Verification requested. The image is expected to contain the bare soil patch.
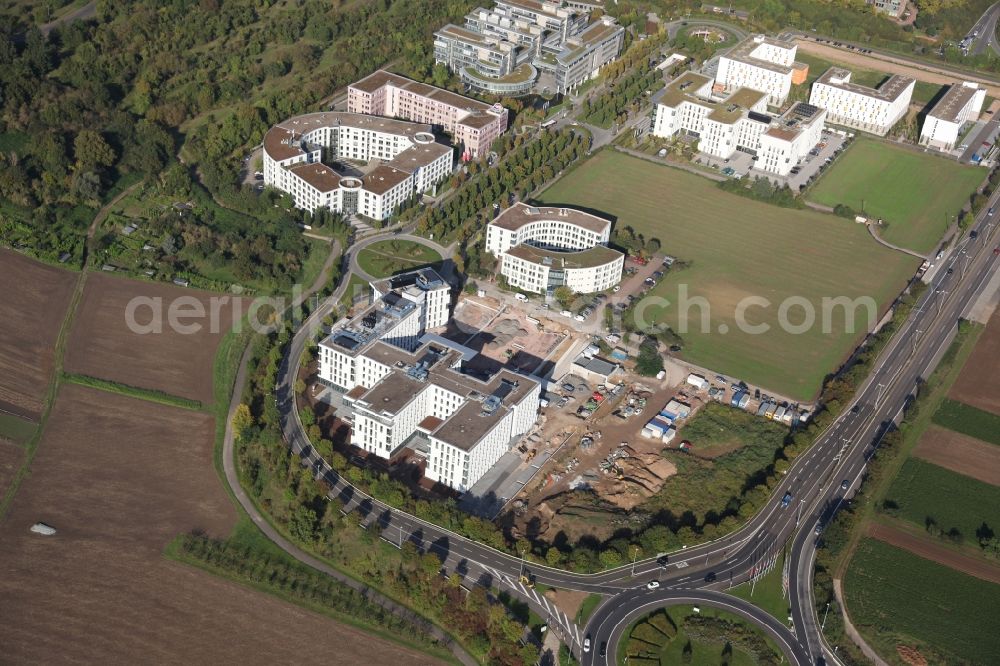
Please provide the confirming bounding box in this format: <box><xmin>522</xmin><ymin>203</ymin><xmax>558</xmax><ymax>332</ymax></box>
<box><xmin>0</xmin><ymin>249</ymin><xmax>77</xmax><ymax>420</ymax></box>
<box><xmin>867</xmin><ymin>522</ymin><xmax>1000</xmax><ymax>585</ymax></box>
<box><xmin>912</xmin><ymin>425</ymin><xmax>1000</xmax><ymax>486</ymax></box>
<box><xmin>949</xmin><ymin>308</ymin><xmax>1000</xmax><ymax>416</ymax></box>
<box><xmin>64</xmin><ymin>273</ymin><xmax>246</xmax><ymax>404</ymax></box>
<box><xmin>0</xmin><ymin>383</ymin><xmax>440</xmax><ymax>664</ymax></box>
<box><xmin>794</xmin><ymin>39</ymin><xmax>1000</xmax><ymax>98</ymax></box>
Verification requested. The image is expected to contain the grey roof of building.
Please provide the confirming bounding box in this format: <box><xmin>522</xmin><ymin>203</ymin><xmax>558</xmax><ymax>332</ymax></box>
<box><xmin>814</xmin><ymin>67</ymin><xmax>914</xmax><ymax>102</ymax></box>
<box><xmin>927</xmin><ymin>83</ymin><xmax>984</xmax><ymax>123</ymax></box>
<box><xmin>490</xmin><ymin>202</ymin><xmax>611</xmax><ymax>234</ymax></box>
<box><xmin>353</xmin><ymin>342</ymin><xmax>538</xmax><ymax>451</ymax></box>
<box><xmin>504</xmin><ymin>243</ymin><xmax>623</xmax><ymax>270</ymax></box>
<box><xmin>573</xmin><ymin>355</ymin><xmax>619</xmax><ymax>377</ymax></box>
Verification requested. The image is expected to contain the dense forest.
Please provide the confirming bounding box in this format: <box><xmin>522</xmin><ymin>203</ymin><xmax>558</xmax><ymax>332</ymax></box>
<box><xmin>0</xmin><ymin>0</ymin><xmax>478</xmax><ymax>274</ymax></box>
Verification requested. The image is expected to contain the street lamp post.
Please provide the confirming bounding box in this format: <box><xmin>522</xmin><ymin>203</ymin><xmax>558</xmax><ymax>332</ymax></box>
<box><xmin>631</xmin><ymin>546</ymin><xmax>639</xmax><ymax>577</ymax></box>
<box><xmin>937</xmin><ymin>289</ymin><xmax>949</xmax><ymax>315</ymax></box>
<box><xmin>822</xmin><ymin>602</ymin><xmax>830</xmax><ymax>630</ymax></box>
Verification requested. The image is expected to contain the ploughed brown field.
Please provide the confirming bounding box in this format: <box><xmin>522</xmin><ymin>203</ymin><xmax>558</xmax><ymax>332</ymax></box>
<box><xmin>64</xmin><ymin>273</ymin><xmax>247</xmax><ymax>404</ymax></box>
<box><xmin>949</xmin><ymin>308</ymin><xmax>1000</xmax><ymax>416</ymax></box>
<box><xmin>0</xmin><ymin>384</ymin><xmax>442</xmax><ymax>664</ymax></box>
<box><xmin>867</xmin><ymin>522</ymin><xmax>1000</xmax><ymax>585</ymax></box>
<box><xmin>0</xmin><ymin>249</ymin><xmax>77</xmax><ymax>419</ymax></box>
<box><xmin>912</xmin><ymin>425</ymin><xmax>1000</xmax><ymax>487</ymax></box>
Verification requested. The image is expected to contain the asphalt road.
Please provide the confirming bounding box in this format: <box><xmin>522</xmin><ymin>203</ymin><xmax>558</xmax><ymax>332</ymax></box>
<box><xmin>967</xmin><ymin>2</ymin><xmax>1000</xmax><ymax>57</ymax></box>
<box><xmin>257</xmin><ymin>67</ymin><xmax>1000</xmax><ymax>665</ymax></box>
<box><xmin>583</xmin><ymin>589</ymin><xmax>810</xmax><ymax>666</ymax></box>
<box><xmin>265</xmin><ymin>198</ymin><xmax>999</xmax><ymax>665</ymax></box>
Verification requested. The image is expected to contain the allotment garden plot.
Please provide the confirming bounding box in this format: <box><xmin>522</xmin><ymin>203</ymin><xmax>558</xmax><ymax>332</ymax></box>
<box><xmin>808</xmin><ymin>138</ymin><xmax>983</xmax><ymax>255</ymax></box>
<box><xmin>538</xmin><ymin>150</ymin><xmax>917</xmax><ymax>401</ymax></box>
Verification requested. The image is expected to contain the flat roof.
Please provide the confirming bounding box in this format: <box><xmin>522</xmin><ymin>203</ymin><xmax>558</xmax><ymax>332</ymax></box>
<box><xmin>814</xmin><ymin>67</ymin><xmax>914</xmax><ymax>102</ymax></box>
<box><xmin>505</xmin><ymin>243</ymin><xmax>623</xmax><ymax>269</ymax></box>
<box><xmin>436</xmin><ymin>23</ymin><xmax>495</xmax><ymax>47</ymax></box>
<box><xmin>497</xmin><ymin>0</ymin><xmax>564</xmax><ymax>19</ymax></box>
<box><xmin>362</xmin><ymin>165</ymin><xmax>412</xmax><ymax>195</ymax></box>
<box><xmin>288</xmin><ymin>162</ymin><xmax>341</xmax><ymax>192</ymax></box>
<box><xmin>351</xmin><ymin>340</ymin><xmax>539</xmax><ymax>451</ymax></box>
<box><xmin>358</xmin><ymin>372</ymin><xmax>426</xmax><ymax>415</ymax></box>
<box><xmin>351</xmin><ymin>69</ymin><xmax>497</xmax><ymax>115</ymax></box>
<box><xmin>263</xmin><ymin>112</ymin><xmax>433</xmax><ymax>162</ymax></box>
<box><xmin>658</xmin><ymin>71</ymin><xmax>714</xmax><ymax>108</ymax></box>
<box><xmin>707</xmin><ymin>88</ymin><xmax>767</xmax><ymax>124</ymax></box>
<box><xmin>928</xmin><ymin>82</ymin><xmax>984</xmax><ymax>123</ymax></box>
<box><xmin>721</xmin><ymin>35</ymin><xmax>797</xmax><ymax>76</ymax></box>
<box><xmin>388</xmin><ymin>141</ymin><xmax>453</xmax><ymax>171</ymax></box>
<box><xmin>490</xmin><ymin>202</ymin><xmax>611</xmax><ymax>234</ymax></box>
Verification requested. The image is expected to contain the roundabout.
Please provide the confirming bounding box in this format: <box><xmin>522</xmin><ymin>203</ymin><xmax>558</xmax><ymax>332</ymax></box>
<box><xmin>582</xmin><ymin>589</ymin><xmax>808</xmax><ymax>666</ymax></box>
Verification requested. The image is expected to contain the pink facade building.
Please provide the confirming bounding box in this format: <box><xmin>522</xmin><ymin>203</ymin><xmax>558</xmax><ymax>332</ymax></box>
<box><xmin>348</xmin><ymin>70</ymin><xmax>508</xmax><ymax>159</ymax></box>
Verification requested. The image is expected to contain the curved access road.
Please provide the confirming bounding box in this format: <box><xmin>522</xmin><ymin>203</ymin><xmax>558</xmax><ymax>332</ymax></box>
<box><xmin>264</xmin><ymin>193</ymin><xmax>1000</xmax><ymax>663</ymax></box>
<box><xmin>583</xmin><ymin>589</ymin><xmax>809</xmax><ymax>666</ymax></box>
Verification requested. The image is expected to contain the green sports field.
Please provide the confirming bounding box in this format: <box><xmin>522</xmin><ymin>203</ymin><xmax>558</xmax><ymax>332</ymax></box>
<box><xmin>844</xmin><ymin>537</ymin><xmax>1000</xmax><ymax>665</ymax></box>
<box><xmin>538</xmin><ymin>150</ymin><xmax>918</xmax><ymax>400</ymax></box>
<box><xmin>809</xmin><ymin>138</ymin><xmax>983</xmax><ymax>254</ymax></box>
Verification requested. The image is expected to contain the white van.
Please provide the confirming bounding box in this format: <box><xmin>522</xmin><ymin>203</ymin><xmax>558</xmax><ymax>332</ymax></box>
<box><xmin>514</xmin><ymin>293</ymin><xmax>527</xmax><ymax>302</ymax></box>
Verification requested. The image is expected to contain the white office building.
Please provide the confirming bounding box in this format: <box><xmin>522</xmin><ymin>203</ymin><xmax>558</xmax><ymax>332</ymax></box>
<box><xmin>486</xmin><ymin>203</ymin><xmax>624</xmax><ymax>294</ymax></box>
<box><xmin>919</xmin><ymin>81</ymin><xmax>986</xmax><ymax>152</ymax></box>
<box><xmin>434</xmin><ymin>0</ymin><xmax>624</xmax><ymax>94</ymax></box>
<box><xmin>262</xmin><ymin>112</ymin><xmax>453</xmax><ymax>219</ymax></box>
<box><xmin>715</xmin><ymin>35</ymin><xmax>807</xmax><ymax>107</ymax></box>
<box><xmin>652</xmin><ymin>72</ymin><xmax>825</xmax><ymax>173</ymax></box>
<box><xmin>809</xmin><ymin>67</ymin><xmax>914</xmax><ymax>136</ymax></box>
<box><xmin>756</xmin><ymin>103</ymin><xmax>828</xmax><ymax>176</ymax></box>
<box><xmin>318</xmin><ymin>268</ymin><xmax>540</xmax><ymax>493</ymax></box>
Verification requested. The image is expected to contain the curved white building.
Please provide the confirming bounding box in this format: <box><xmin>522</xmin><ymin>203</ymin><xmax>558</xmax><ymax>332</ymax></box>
<box><xmin>486</xmin><ymin>203</ymin><xmax>623</xmax><ymax>294</ymax></box>
<box><xmin>263</xmin><ymin>112</ymin><xmax>453</xmax><ymax>220</ymax></box>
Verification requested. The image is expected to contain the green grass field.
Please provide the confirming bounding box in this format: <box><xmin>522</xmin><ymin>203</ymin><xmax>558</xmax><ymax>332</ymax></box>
<box><xmin>932</xmin><ymin>398</ymin><xmax>1000</xmax><ymax>446</ymax></box>
<box><xmin>356</xmin><ymin>239</ymin><xmax>442</xmax><ymax>278</ymax></box>
<box><xmin>538</xmin><ymin>150</ymin><xmax>918</xmax><ymax>400</ymax></box>
<box><xmin>0</xmin><ymin>413</ymin><xmax>37</xmax><ymax>443</ymax></box>
<box><xmin>809</xmin><ymin>138</ymin><xmax>983</xmax><ymax>254</ymax></box>
<box><xmin>844</xmin><ymin>537</ymin><xmax>1000</xmax><ymax>665</ymax></box>
<box><xmin>727</xmin><ymin>551</ymin><xmax>789</xmax><ymax>623</ymax></box>
<box><xmin>883</xmin><ymin>457</ymin><xmax>1000</xmax><ymax>545</ymax></box>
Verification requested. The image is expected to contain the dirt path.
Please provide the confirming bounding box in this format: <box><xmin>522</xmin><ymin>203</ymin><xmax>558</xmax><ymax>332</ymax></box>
<box><xmin>868</xmin><ymin>223</ymin><xmax>929</xmax><ymax>260</ymax></box>
<box><xmin>867</xmin><ymin>522</ymin><xmax>1000</xmax><ymax>585</ymax></box>
<box><xmin>795</xmin><ymin>40</ymin><xmax>1000</xmax><ymax>99</ymax></box>
<box><xmin>912</xmin><ymin>425</ymin><xmax>1000</xmax><ymax>486</ymax></box>
<box><xmin>84</xmin><ymin>181</ymin><xmax>142</xmax><ymax>267</ymax></box>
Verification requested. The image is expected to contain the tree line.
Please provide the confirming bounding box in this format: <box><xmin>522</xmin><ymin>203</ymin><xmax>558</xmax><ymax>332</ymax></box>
<box><xmin>416</xmin><ymin>128</ymin><xmax>589</xmax><ymax>244</ymax></box>
<box><xmin>233</xmin><ymin>316</ymin><xmax>539</xmax><ymax>665</ymax></box>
